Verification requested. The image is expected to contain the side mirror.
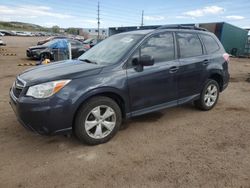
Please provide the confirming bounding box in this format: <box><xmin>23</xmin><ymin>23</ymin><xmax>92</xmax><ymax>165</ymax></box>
<box><xmin>132</xmin><ymin>55</ymin><xmax>154</xmax><ymax>72</ymax></box>
<box><xmin>139</xmin><ymin>55</ymin><xmax>154</xmax><ymax>66</ymax></box>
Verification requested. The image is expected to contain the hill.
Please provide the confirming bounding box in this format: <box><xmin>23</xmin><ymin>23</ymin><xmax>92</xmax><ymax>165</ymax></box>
<box><xmin>0</xmin><ymin>21</ymin><xmax>49</xmax><ymax>32</ymax></box>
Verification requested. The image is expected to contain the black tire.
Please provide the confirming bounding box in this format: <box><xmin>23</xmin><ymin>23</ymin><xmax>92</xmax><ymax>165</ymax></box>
<box><xmin>194</xmin><ymin>79</ymin><xmax>220</xmax><ymax>111</ymax></box>
<box><xmin>74</xmin><ymin>96</ymin><xmax>122</xmax><ymax>145</ymax></box>
<box><xmin>40</xmin><ymin>53</ymin><xmax>50</xmax><ymax>61</ymax></box>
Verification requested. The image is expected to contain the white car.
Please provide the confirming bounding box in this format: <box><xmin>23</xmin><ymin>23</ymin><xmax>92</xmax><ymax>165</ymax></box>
<box><xmin>15</xmin><ymin>31</ymin><xmax>28</xmax><ymax>36</ymax></box>
<box><xmin>0</xmin><ymin>38</ymin><xmax>6</xmax><ymax>46</ymax></box>
<box><xmin>0</xmin><ymin>32</ymin><xmax>5</xmax><ymax>36</ymax></box>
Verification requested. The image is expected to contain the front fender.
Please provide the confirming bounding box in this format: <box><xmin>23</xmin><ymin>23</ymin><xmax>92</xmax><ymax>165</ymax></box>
<box><xmin>72</xmin><ymin>86</ymin><xmax>129</xmax><ymax>119</ymax></box>
<box><xmin>68</xmin><ymin>67</ymin><xmax>129</xmax><ymax>121</ymax></box>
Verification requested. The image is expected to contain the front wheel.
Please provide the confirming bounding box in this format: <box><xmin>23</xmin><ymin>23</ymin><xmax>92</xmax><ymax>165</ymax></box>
<box><xmin>40</xmin><ymin>53</ymin><xmax>51</xmax><ymax>61</ymax></box>
<box><xmin>74</xmin><ymin>96</ymin><xmax>122</xmax><ymax>145</ymax></box>
<box><xmin>194</xmin><ymin>79</ymin><xmax>220</xmax><ymax>111</ymax></box>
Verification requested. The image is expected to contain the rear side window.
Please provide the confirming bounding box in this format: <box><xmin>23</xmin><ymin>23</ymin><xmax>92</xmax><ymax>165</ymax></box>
<box><xmin>200</xmin><ymin>34</ymin><xmax>220</xmax><ymax>54</ymax></box>
<box><xmin>177</xmin><ymin>33</ymin><xmax>203</xmax><ymax>58</ymax></box>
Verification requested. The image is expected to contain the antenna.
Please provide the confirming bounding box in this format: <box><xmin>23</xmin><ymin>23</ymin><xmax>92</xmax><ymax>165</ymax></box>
<box><xmin>97</xmin><ymin>1</ymin><xmax>100</xmax><ymax>39</ymax></box>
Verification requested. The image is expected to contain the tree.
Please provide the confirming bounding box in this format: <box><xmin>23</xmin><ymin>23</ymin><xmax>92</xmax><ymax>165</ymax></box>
<box><xmin>67</xmin><ymin>28</ymin><xmax>78</xmax><ymax>35</ymax></box>
<box><xmin>51</xmin><ymin>25</ymin><xmax>60</xmax><ymax>33</ymax></box>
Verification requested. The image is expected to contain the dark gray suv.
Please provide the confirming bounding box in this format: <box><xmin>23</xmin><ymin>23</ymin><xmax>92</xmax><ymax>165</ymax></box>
<box><xmin>10</xmin><ymin>25</ymin><xmax>230</xmax><ymax>145</ymax></box>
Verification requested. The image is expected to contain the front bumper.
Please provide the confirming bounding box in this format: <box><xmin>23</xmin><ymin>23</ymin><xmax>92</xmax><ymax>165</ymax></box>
<box><xmin>9</xmin><ymin>88</ymin><xmax>73</xmax><ymax>135</ymax></box>
<box><xmin>26</xmin><ymin>50</ymin><xmax>40</xmax><ymax>59</ymax></box>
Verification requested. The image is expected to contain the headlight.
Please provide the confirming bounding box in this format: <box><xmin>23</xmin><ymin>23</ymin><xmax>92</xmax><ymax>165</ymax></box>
<box><xmin>26</xmin><ymin>80</ymin><xmax>71</xmax><ymax>99</ymax></box>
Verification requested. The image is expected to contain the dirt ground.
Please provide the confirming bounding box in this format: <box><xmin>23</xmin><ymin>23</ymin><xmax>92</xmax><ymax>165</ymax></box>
<box><xmin>0</xmin><ymin>36</ymin><xmax>250</xmax><ymax>188</ymax></box>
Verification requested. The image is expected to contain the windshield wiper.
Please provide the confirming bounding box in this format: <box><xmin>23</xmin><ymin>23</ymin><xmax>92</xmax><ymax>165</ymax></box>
<box><xmin>79</xmin><ymin>59</ymin><xmax>97</xmax><ymax>64</ymax></box>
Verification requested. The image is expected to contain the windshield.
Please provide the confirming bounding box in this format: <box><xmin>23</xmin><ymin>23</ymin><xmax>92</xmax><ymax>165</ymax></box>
<box><xmin>78</xmin><ymin>34</ymin><xmax>144</xmax><ymax>65</ymax></box>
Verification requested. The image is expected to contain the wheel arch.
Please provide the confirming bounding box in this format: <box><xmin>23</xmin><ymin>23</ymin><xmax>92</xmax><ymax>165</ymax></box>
<box><xmin>40</xmin><ymin>51</ymin><xmax>52</xmax><ymax>60</ymax></box>
<box><xmin>208</xmin><ymin>72</ymin><xmax>223</xmax><ymax>91</ymax></box>
<box><xmin>72</xmin><ymin>87</ymin><xmax>128</xmax><ymax>129</ymax></box>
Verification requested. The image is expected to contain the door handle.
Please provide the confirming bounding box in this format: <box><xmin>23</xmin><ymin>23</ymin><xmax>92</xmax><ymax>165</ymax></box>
<box><xmin>202</xmin><ymin>59</ymin><xmax>209</xmax><ymax>65</ymax></box>
<box><xmin>169</xmin><ymin>66</ymin><xmax>179</xmax><ymax>73</ymax></box>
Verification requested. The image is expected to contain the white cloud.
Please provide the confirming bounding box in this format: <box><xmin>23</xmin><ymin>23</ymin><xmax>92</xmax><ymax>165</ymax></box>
<box><xmin>144</xmin><ymin>16</ymin><xmax>165</xmax><ymax>21</ymax></box>
<box><xmin>72</xmin><ymin>18</ymin><xmax>96</xmax><ymax>25</ymax></box>
<box><xmin>1</xmin><ymin>16</ymin><xmax>11</xmax><ymax>21</ymax></box>
<box><xmin>0</xmin><ymin>5</ymin><xmax>73</xmax><ymax>20</ymax></box>
<box><xmin>85</xmin><ymin>19</ymin><xmax>97</xmax><ymax>24</ymax></box>
<box><xmin>183</xmin><ymin>6</ymin><xmax>224</xmax><ymax>18</ymax></box>
<box><xmin>175</xmin><ymin>15</ymin><xmax>190</xmax><ymax>19</ymax></box>
<box><xmin>225</xmin><ymin>15</ymin><xmax>245</xmax><ymax>20</ymax></box>
<box><xmin>0</xmin><ymin>5</ymin><xmax>16</xmax><ymax>14</ymax></box>
<box><xmin>72</xmin><ymin>19</ymin><xmax>97</xmax><ymax>27</ymax></box>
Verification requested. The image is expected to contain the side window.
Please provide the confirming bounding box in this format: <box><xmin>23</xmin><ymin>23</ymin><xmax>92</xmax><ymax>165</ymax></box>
<box><xmin>200</xmin><ymin>34</ymin><xmax>220</xmax><ymax>54</ymax></box>
<box><xmin>177</xmin><ymin>33</ymin><xmax>203</xmax><ymax>58</ymax></box>
<box><xmin>130</xmin><ymin>32</ymin><xmax>175</xmax><ymax>65</ymax></box>
<box><xmin>69</xmin><ymin>40</ymin><xmax>76</xmax><ymax>46</ymax></box>
<box><xmin>70</xmin><ymin>40</ymin><xmax>81</xmax><ymax>46</ymax></box>
<box><xmin>75</xmin><ymin>40</ymin><xmax>83</xmax><ymax>46</ymax></box>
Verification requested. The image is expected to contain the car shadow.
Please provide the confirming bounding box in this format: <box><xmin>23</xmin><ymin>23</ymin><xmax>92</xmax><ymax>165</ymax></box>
<box><xmin>120</xmin><ymin>103</ymin><xmax>197</xmax><ymax>130</ymax></box>
<box><xmin>121</xmin><ymin>111</ymin><xmax>164</xmax><ymax>130</ymax></box>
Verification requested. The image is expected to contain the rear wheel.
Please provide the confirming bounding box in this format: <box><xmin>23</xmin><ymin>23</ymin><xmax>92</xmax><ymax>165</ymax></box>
<box><xmin>74</xmin><ymin>96</ymin><xmax>122</xmax><ymax>145</ymax></box>
<box><xmin>194</xmin><ymin>79</ymin><xmax>219</xmax><ymax>111</ymax></box>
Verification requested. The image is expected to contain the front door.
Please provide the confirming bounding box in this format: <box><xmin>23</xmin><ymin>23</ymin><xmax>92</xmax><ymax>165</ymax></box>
<box><xmin>126</xmin><ymin>32</ymin><xmax>179</xmax><ymax>115</ymax></box>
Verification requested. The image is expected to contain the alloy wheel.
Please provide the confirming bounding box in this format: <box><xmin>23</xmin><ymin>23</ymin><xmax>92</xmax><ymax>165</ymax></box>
<box><xmin>85</xmin><ymin>105</ymin><xmax>116</xmax><ymax>139</ymax></box>
<box><xmin>204</xmin><ymin>84</ymin><xmax>218</xmax><ymax>107</ymax></box>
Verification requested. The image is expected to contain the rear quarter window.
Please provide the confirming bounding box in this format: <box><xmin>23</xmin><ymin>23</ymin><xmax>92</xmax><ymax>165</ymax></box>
<box><xmin>200</xmin><ymin>34</ymin><xmax>220</xmax><ymax>54</ymax></box>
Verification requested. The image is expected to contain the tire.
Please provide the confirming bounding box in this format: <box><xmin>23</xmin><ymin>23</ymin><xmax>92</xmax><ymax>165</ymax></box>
<box><xmin>194</xmin><ymin>79</ymin><xmax>220</xmax><ymax>111</ymax></box>
<box><xmin>74</xmin><ymin>96</ymin><xmax>122</xmax><ymax>145</ymax></box>
<box><xmin>40</xmin><ymin>53</ymin><xmax>50</xmax><ymax>61</ymax></box>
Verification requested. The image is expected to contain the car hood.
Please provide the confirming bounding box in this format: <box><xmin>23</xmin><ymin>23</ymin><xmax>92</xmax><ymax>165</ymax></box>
<box><xmin>28</xmin><ymin>45</ymin><xmax>48</xmax><ymax>51</ymax></box>
<box><xmin>19</xmin><ymin>59</ymin><xmax>104</xmax><ymax>86</ymax></box>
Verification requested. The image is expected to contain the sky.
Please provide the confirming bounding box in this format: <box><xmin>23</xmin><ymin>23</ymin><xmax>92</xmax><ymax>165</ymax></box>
<box><xmin>0</xmin><ymin>0</ymin><xmax>250</xmax><ymax>29</ymax></box>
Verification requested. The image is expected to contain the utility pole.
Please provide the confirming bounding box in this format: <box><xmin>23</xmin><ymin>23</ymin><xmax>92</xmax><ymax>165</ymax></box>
<box><xmin>141</xmin><ymin>10</ymin><xmax>144</xmax><ymax>26</ymax></box>
<box><xmin>97</xmin><ymin>1</ymin><xmax>100</xmax><ymax>39</ymax></box>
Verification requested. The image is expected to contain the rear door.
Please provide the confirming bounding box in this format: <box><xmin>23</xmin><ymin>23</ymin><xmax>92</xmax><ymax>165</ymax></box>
<box><xmin>126</xmin><ymin>32</ymin><xmax>179</xmax><ymax>114</ymax></box>
<box><xmin>176</xmin><ymin>32</ymin><xmax>208</xmax><ymax>101</ymax></box>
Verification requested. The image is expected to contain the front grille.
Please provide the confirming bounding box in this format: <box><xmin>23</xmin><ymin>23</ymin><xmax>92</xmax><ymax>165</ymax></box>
<box><xmin>12</xmin><ymin>77</ymin><xmax>26</xmax><ymax>99</ymax></box>
<box><xmin>12</xmin><ymin>87</ymin><xmax>22</xmax><ymax>98</ymax></box>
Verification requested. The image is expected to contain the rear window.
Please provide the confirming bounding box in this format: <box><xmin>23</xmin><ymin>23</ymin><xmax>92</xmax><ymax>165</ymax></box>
<box><xmin>200</xmin><ymin>34</ymin><xmax>220</xmax><ymax>54</ymax></box>
<box><xmin>177</xmin><ymin>33</ymin><xmax>203</xmax><ymax>58</ymax></box>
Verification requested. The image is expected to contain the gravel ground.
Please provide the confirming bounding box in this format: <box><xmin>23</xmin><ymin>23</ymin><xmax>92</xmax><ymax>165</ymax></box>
<box><xmin>0</xmin><ymin>36</ymin><xmax>250</xmax><ymax>188</ymax></box>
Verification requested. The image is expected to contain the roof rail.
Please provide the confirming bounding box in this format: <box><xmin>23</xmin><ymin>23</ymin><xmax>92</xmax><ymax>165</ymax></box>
<box><xmin>156</xmin><ymin>24</ymin><xmax>208</xmax><ymax>31</ymax></box>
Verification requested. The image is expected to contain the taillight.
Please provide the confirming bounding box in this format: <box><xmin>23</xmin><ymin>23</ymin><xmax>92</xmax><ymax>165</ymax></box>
<box><xmin>223</xmin><ymin>53</ymin><xmax>230</xmax><ymax>62</ymax></box>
